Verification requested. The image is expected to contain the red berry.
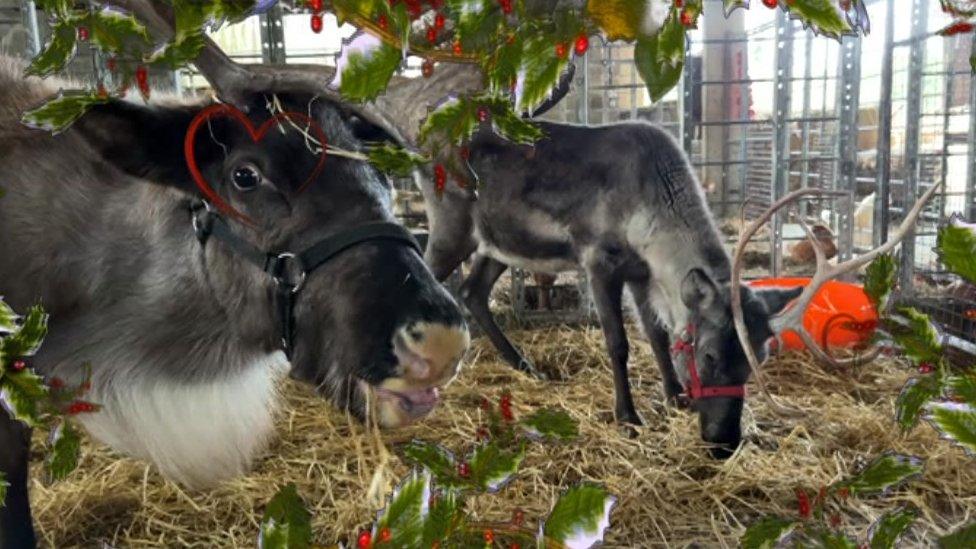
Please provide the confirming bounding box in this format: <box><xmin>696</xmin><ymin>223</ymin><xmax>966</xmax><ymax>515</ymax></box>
<box><xmin>11</xmin><ymin>359</ymin><xmax>27</xmax><ymax>372</ymax></box>
<box><xmin>680</xmin><ymin>9</ymin><xmax>694</xmax><ymax>27</ymax></box>
<box><xmin>434</xmin><ymin>13</ymin><xmax>445</xmax><ymax>30</ymax></box>
<box><xmin>574</xmin><ymin>34</ymin><xmax>589</xmax><ymax>55</ymax></box>
<box><xmin>510</xmin><ymin>544</ymin><xmax>521</xmax><ymax>549</ymax></box>
<box><xmin>554</xmin><ymin>42</ymin><xmax>567</xmax><ymax>59</ymax></box>
<box><xmin>135</xmin><ymin>66</ymin><xmax>149</xmax><ymax>93</ymax></box>
<box><xmin>837</xmin><ymin>487</ymin><xmax>850</xmax><ymax>500</ymax></box>
<box><xmin>377</xmin><ymin>14</ymin><xmax>389</xmax><ymax>30</ymax></box>
<box><xmin>459</xmin><ymin>146</ymin><xmax>470</xmax><ymax>160</ymax></box>
<box><xmin>918</xmin><ymin>362</ymin><xmax>935</xmax><ymax>374</ymax></box>
<box><xmin>476</xmin><ymin>426</ymin><xmax>490</xmax><ymax>440</ymax></box>
<box><xmin>421</xmin><ymin>59</ymin><xmax>434</xmax><ymax>77</ymax></box>
<box><xmin>452</xmin><ymin>40</ymin><xmax>462</xmax><ymax>55</ymax></box>
<box><xmin>839</xmin><ymin>0</ymin><xmax>851</xmax><ymax>10</ymax></box>
<box><xmin>310</xmin><ymin>0</ymin><xmax>323</xmax><ymax>11</ymax></box>
<box><xmin>78</xmin><ymin>27</ymin><xmax>89</xmax><ymax>41</ymax></box>
<box><xmin>830</xmin><ymin>513</ymin><xmax>842</xmax><ymax>527</ymax></box>
<box><xmin>512</xmin><ymin>508</ymin><xmax>525</xmax><ymax>526</ymax></box>
<box><xmin>379</xmin><ymin>527</ymin><xmax>391</xmax><ymax>542</ymax></box>
<box><xmin>674</xmin><ymin>0</ymin><xmax>683</xmax><ymax>7</ymax></box>
<box><xmin>426</xmin><ymin>27</ymin><xmax>437</xmax><ymax>44</ymax></box>
<box><xmin>795</xmin><ymin>488</ymin><xmax>811</xmax><ymax>519</ymax></box>
<box><xmin>762</xmin><ymin>0</ymin><xmax>778</xmax><ymax>7</ymax></box>
<box><xmin>434</xmin><ymin>164</ymin><xmax>447</xmax><ymax>192</ymax></box>
<box><xmin>458</xmin><ymin>461</ymin><xmax>470</xmax><ymax>478</ymax></box>
<box><xmin>49</xmin><ymin>377</ymin><xmax>65</xmax><ymax>389</ymax></box>
<box><xmin>357</xmin><ymin>530</ymin><xmax>372</xmax><ymax>549</ymax></box>
<box><xmin>311</xmin><ymin>14</ymin><xmax>323</xmax><ymax>33</ymax></box>
<box><xmin>483</xmin><ymin>529</ymin><xmax>494</xmax><ymax>543</ymax></box>
<box><xmin>480</xmin><ymin>396</ymin><xmax>492</xmax><ymax>411</ymax></box>
<box><xmin>501</xmin><ymin>406</ymin><xmax>514</xmax><ymax>421</ymax></box>
<box><xmin>940</xmin><ymin>21</ymin><xmax>976</xmax><ymax>36</ymax></box>
<box><xmin>965</xmin><ymin>309</ymin><xmax>976</xmax><ymax>320</ymax></box>
<box><xmin>500</xmin><ymin>0</ymin><xmax>512</xmax><ymax>14</ymax></box>
<box><xmin>476</xmin><ymin>106</ymin><xmax>490</xmax><ymax>122</ymax></box>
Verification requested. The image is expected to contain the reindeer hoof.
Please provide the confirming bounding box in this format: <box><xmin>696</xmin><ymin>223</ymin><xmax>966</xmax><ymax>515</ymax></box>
<box><xmin>616</xmin><ymin>410</ymin><xmax>644</xmax><ymax>426</ymax></box>
<box><xmin>666</xmin><ymin>393</ymin><xmax>692</xmax><ymax>410</ymax></box>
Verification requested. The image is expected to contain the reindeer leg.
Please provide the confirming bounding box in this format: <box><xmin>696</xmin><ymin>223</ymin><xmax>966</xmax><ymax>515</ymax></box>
<box><xmin>587</xmin><ymin>267</ymin><xmax>643</xmax><ymax>426</ymax></box>
<box><xmin>627</xmin><ymin>279</ymin><xmax>687</xmax><ymax>409</ymax></box>
<box><xmin>0</xmin><ymin>409</ymin><xmax>36</xmax><ymax>549</ymax></box>
<box><xmin>460</xmin><ymin>255</ymin><xmax>543</xmax><ymax>378</ymax></box>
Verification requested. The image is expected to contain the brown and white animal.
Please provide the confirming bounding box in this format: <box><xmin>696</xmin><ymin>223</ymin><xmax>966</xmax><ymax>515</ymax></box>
<box><xmin>789</xmin><ymin>223</ymin><xmax>837</xmax><ymax>264</ymax></box>
<box><xmin>0</xmin><ymin>8</ymin><xmax>468</xmax><ymax>547</ymax></box>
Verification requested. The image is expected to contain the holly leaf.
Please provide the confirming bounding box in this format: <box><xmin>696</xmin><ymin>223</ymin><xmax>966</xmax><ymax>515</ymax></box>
<box><xmin>0</xmin><ymin>299</ymin><xmax>18</xmax><ymax>334</ymax></box>
<box><xmin>419</xmin><ymin>98</ymin><xmax>478</xmax><ymax>147</ymax></box>
<box><xmin>484</xmin><ymin>32</ymin><xmax>524</xmax><ymax>93</ymax></box>
<box><xmin>148</xmin><ymin>33</ymin><xmax>207</xmax><ymax>69</ymax></box>
<box><xmin>421</xmin><ymin>490</ymin><xmax>463</xmax><ymax>545</ymax></box>
<box><xmin>450</xmin><ymin>0</ymin><xmax>503</xmax><ymax>52</ymax></box>
<box><xmin>937</xmin><ymin>225</ymin><xmax>976</xmax><ymax>285</ymax></box>
<box><xmin>22</xmin><ymin>90</ymin><xmax>111</xmax><ymax>134</ymax></box>
<box><xmin>724</xmin><ymin>0</ymin><xmax>749</xmax><ymax>15</ymax></box>
<box><xmin>0</xmin><ymin>305</ymin><xmax>48</xmax><ymax>359</ymax></box>
<box><xmin>519</xmin><ymin>408</ymin><xmax>579</xmax><ymax>441</ymax></box>
<box><xmin>82</xmin><ymin>7</ymin><xmax>152</xmax><ymax>54</ymax></box>
<box><xmin>35</xmin><ymin>0</ymin><xmax>72</xmax><ymax>17</ymax></box>
<box><xmin>259</xmin><ymin>483</ymin><xmax>313</xmax><ymax>549</ymax></box>
<box><xmin>586</xmin><ymin>0</ymin><xmax>666</xmax><ymax>41</ymax></box>
<box><xmin>338</xmin><ymin>38</ymin><xmax>402</xmax><ymax>102</ymax></box>
<box><xmin>0</xmin><ymin>471</ymin><xmax>7</xmax><ymax>505</ymax></box>
<box><xmin>467</xmin><ymin>440</ymin><xmax>525</xmax><ymax>492</ymax></box>
<box><xmin>542</xmin><ymin>483</ymin><xmax>616</xmax><ymax>547</ymax></box>
<box><xmin>940</xmin><ymin>521</ymin><xmax>976</xmax><ymax>548</ymax></box>
<box><xmin>516</xmin><ymin>32</ymin><xmax>570</xmax><ymax>114</ymax></box>
<box><xmin>375</xmin><ymin>470</ymin><xmax>430</xmax><ymax>547</ymax></box>
<box><xmin>402</xmin><ymin>440</ymin><xmax>456</xmax><ymax>482</ymax></box>
<box><xmin>484</xmin><ymin>97</ymin><xmax>544</xmax><ymax>145</ymax></box>
<box><xmin>784</xmin><ymin>0</ymin><xmax>852</xmax><ymax>39</ymax></box>
<box><xmin>46</xmin><ymin>420</ymin><xmax>81</xmax><ymax>482</ymax></box>
<box><xmin>634</xmin><ymin>10</ymin><xmax>686</xmax><ymax>103</ymax></box>
<box><xmin>889</xmin><ymin>308</ymin><xmax>942</xmax><ymax>365</ymax></box>
<box><xmin>25</xmin><ymin>22</ymin><xmax>78</xmax><ymax>78</ymax></box>
<box><xmin>366</xmin><ymin>144</ymin><xmax>429</xmax><ymax>177</ymax></box>
<box><xmin>947</xmin><ymin>374</ymin><xmax>976</xmax><ymax>405</ymax></box>
<box><xmin>864</xmin><ymin>254</ymin><xmax>896</xmax><ymax>311</ymax></box>
<box><xmin>925</xmin><ymin>402</ymin><xmax>976</xmax><ymax>456</ymax></box>
<box><xmin>818</xmin><ymin>530</ymin><xmax>858</xmax><ymax>549</ymax></box>
<box><xmin>895</xmin><ymin>375</ymin><xmax>943</xmax><ymax>432</ymax></box>
<box><xmin>970</xmin><ymin>54</ymin><xmax>976</xmax><ymax>74</ymax></box>
<box><xmin>833</xmin><ymin>453</ymin><xmax>924</xmax><ymax>496</ymax></box>
<box><xmin>868</xmin><ymin>507</ymin><xmax>918</xmax><ymax>549</ymax></box>
<box><xmin>0</xmin><ymin>369</ymin><xmax>48</xmax><ymax>426</ymax></box>
<box><xmin>740</xmin><ymin>516</ymin><xmax>799</xmax><ymax>549</ymax></box>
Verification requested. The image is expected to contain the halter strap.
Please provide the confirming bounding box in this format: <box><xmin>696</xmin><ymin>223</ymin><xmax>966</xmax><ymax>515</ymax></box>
<box><xmin>671</xmin><ymin>324</ymin><xmax>746</xmax><ymax>400</ymax></box>
<box><xmin>190</xmin><ymin>201</ymin><xmax>421</xmax><ymax>359</ymax></box>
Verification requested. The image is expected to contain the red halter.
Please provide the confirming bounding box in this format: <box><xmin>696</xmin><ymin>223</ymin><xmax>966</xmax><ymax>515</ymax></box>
<box><xmin>671</xmin><ymin>324</ymin><xmax>746</xmax><ymax>400</ymax></box>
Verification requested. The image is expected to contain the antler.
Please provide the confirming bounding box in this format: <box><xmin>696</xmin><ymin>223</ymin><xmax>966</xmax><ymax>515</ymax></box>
<box><xmin>731</xmin><ymin>182</ymin><xmax>944</xmax><ymax>380</ymax></box>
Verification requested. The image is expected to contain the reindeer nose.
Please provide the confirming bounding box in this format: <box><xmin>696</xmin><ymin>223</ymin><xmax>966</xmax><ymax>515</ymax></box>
<box><xmin>393</xmin><ymin>321</ymin><xmax>469</xmax><ymax>385</ymax></box>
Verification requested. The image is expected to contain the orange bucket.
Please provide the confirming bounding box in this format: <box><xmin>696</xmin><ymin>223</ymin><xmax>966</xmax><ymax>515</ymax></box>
<box><xmin>746</xmin><ymin>277</ymin><xmax>878</xmax><ymax>352</ymax></box>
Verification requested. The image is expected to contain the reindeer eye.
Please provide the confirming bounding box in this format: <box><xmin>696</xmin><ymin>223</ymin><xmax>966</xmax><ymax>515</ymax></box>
<box><xmin>232</xmin><ymin>165</ymin><xmax>261</xmax><ymax>191</ymax></box>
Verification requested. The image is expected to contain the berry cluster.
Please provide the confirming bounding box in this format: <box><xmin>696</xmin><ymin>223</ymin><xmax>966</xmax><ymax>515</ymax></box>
<box><xmin>308</xmin><ymin>0</ymin><xmax>324</xmax><ymax>33</ymax></box>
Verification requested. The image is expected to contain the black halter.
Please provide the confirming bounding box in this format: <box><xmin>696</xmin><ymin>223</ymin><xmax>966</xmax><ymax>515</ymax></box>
<box><xmin>190</xmin><ymin>201</ymin><xmax>422</xmax><ymax>359</ymax></box>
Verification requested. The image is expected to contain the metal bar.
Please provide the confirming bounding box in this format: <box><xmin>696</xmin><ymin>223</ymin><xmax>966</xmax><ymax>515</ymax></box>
<box><xmin>770</xmin><ymin>11</ymin><xmax>794</xmax><ymax>276</ymax></box>
<box><xmin>835</xmin><ymin>33</ymin><xmax>862</xmax><ymax>264</ymax></box>
<box><xmin>680</xmin><ymin>41</ymin><xmax>694</xmax><ymax>156</ymax></box>
<box><xmin>899</xmin><ymin>0</ymin><xmax>929</xmax><ymax>297</ymax></box>
<box><xmin>580</xmin><ymin>49</ymin><xmax>589</xmax><ymax>124</ymax></box>
<box><xmin>940</xmin><ymin>40</ymin><xmax>955</xmax><ymax>223</ymax></box>
<box><xmin>259</xmin><ymin>5</ymin><xmax>287</xmax><ymax>64</ymax></box>
<box><xmin>801</xmin><ymin>31</ymin><xmax>813</xmax><ymax>192</ymax></box>
<box><xmin>875</xmin><ymin>0</ymin><xmax>896</xmax><ymax>247</ymax></box>
<box><xmin>20</xmin><ymin>0</ymin><xmax>41</xmax><ymax>57</ymax></box>
<box><xmin>968</xmin><ymin>34</ymin><xmax>976</xmax><ymax>219</ymax></box>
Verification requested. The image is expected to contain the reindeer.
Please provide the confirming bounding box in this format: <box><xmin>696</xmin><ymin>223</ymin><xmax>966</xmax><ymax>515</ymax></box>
<box><xmin>0</xmin><ymin>3</ymin><xmax>471</xmax><ymax>545</ymax></box>
<box><xmin>417</xmin><ymin>114</ymin><xmax>942</xmax><ymax>459</ymax></box>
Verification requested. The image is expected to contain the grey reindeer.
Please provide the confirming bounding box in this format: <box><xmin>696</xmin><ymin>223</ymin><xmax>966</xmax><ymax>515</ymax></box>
<box><xmin>0</xmin><ymin>3</ymin><xmax>470</xmax><ymax>546</ymax></box>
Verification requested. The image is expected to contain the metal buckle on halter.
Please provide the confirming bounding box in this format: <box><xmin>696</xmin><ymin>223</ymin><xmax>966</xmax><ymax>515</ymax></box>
<box><xmin>268</xmin><ymin>252</ymin><xmax>307</xmax><ymax>294</ymax></box>
<box><xmin>190</xmin><ymin>200</ymin><xmax>215</xmax><ymax>243</ymax></box>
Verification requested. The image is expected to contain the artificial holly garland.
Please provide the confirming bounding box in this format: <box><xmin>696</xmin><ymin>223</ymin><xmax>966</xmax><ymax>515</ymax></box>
<box><xmin>259</xmin><ymin>392</ymin><xmax>614</xmax><ymax>548</ymax></box>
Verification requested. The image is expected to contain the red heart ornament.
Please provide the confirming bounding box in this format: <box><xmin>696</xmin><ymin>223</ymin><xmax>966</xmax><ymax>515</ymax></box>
<box><xmin>183</xmin><ymin>104</ymin><xmax>328</xmax><ymax>224</ymax></box>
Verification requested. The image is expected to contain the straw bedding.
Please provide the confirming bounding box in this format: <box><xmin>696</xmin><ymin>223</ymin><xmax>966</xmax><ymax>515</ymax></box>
<box><xmin>30</xmin><ymin>324</ymin><xmax>976</xmax><ymax>548</ymax></box>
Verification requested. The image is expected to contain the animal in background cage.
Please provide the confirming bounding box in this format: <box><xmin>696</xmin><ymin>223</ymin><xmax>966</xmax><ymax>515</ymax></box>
<box><xmin>788</xmin><ymin>223</ymin><xmax>838</xmax><ymax>265</ymax></box>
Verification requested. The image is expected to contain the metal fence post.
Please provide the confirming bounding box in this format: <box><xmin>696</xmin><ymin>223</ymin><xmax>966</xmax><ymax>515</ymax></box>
<box><xmin>259</xmin><ymin>4</ymin><xmax>287</xmax><ymax>64</ymax></box>
<box><xmin>875</xmin><ymin>0</ymin><xmax>896</xmax><ymax>247</ymax></box>
<box><xmin>899</xmin><ymin>0</ymin><xmax>929</xmax><ymax>298</ymax></box>
<box><xmin>680</xmin><ymin>42</ymin><xmax>694</xmax><ymax>157</ymax></box>
<box><xmin>19</xmin><ymin>0</ymin><xmax>41</xmax><ymax>57</ymax></box>
<box><xmin>835</xmin><ymin>34</ymin><xmax>862</xmax><ymax>264</ymax></box>
<box><xmin>770</xmin><ymin>10</ymin><xmax>794</xmax><ymax>277</ymax></box>
<box><xmin>968</xmin><ymin>33</ymin><xmax>976</xmax><ymax>220</ymax></box>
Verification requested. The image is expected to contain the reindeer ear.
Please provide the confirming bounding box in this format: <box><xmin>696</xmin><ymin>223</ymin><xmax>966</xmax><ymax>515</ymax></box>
<box><xmin>71</xmin><ymin>99</ymin><xmax>212</xmax><ymax>193</ymax></box>
<box><xmin>754</xmin><ymin>287</ymin><xmax>803</xmax><ymax>315</ymax></box>
<box><xmin>681</xmin><ymin>268</ymin><xmax>721</xmax><ymax>313</ymax></box>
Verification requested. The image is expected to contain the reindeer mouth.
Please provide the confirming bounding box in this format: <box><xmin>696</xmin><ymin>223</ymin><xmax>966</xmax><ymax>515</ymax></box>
<box><xmin>373</xmin><ymin>386</ymin><xmax>440</xmax><ymax>416</ymax></box>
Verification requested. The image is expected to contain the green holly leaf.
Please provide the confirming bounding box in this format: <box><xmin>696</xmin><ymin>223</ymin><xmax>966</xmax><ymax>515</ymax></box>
<box><xmin>148</xmin><ymin>33</ymin><xmax>207</xmax><ymax>69</ymax></box>
<box><xmin>419</xmin><ymin>98</ymin><xmax>478</xmax><ymax>147</ymax></box>
<box><xmin>0</xmin><ymin>369</ymin><xmax>48</xmax><ymax>426</ymax></box>
<box><xmin>339</xmin><ymin>41</ymin><xmax>402</xmax><ymax>102</ymax></box>
<box><xmin>484</xmin><ymin>97</ymin><xmax>544</xmax><ymax>145</ymax></box>
<box><xmin>896</xmin><ymin>375</ymin><xmax>943</xmax><ymax>432</ymax></box>
<box><xmin>970</xmin><ymin>54</ymin><xmax>976</xmax><ymax>74</ymax></box>
<box><xmin>542</xmin><ymin>483</ymin><xmax>616</xmax><ymax>547</ymax></box>
<box><xmin>25</xmin><ymin>22</ymin><xmax>78</xmax><ymax>78</ymax></box>
<box><xmin>937</xmin><ymin>225</ymin><xmax>976</xmax><ymax>285</ymax></box>
<box><xmin>926</xmin><ymin>402</ymin><xmax>976</xmax><ymax>456</ymax></box>
<box><xmin>22</xmin><ymin>91</ymin><xmax>111</xmax><ymax>134</ymax></box>
<box><xmin>0</xmin><ymin>306</ymin><xmax>48</xmax><ymax>360</ymax></box>
<box><xmin>635</xmin><ymin>11</ymin><xmax>686</xmax><ymax>103</ymax></box>
<box><xmin>519</xmin><ymin>408</ymin><xmax>579</xmax><ymax>441</ymax></box>
<box><xmin>375</xmin><ymin>470</ymin><xmax>430</xmax><ymax>547</ymax></box>
<box><xmin>517</xmin><ymin>31</ymin><xmax>570</xmax><ymax>113</ymax></box>
<box><xmin>366</xmin><ymin>144</ymin><xmax>429</xmax><ymax>177</ymax></box>
<box><xmin>864</xmin><ymin>254</ymin><xmax>896</xmax><ymax>311</ymax></box>
<box><xmin>724</xmin><ymin>0</ymin><xmax>749</xmax><ymax>15</ymax></box>
<box><xmin>833</xmin><ymin>453</ymin><xmax>924</xmax><ymax>496</ymax></box>
<box><xmin>402</xmin><ymin>440</ymin><xmax>456</xmax><ymax>482</ymax></box>
<box><xmin>0</xmin><ymin>471</ymin><xmax>7</xmax><ymax>505</ymax></box>
<box><xmin>585</xmin><ymin>0</ymin><xmax>654</xmax><ymax>41</ymax></box>
<box><xmin>890</xmin><ymin>308</ymin><xmax>942</xmax><ymax>365</ymax></box>
<box><xmin>35</xmin><ymin>0</ymin><xmax>72</xmax><ymax>17</ymax></box>
<box><xmin>259</xmin><ymin>484</ymin><xmax>313</xmax><ymax>549</ymax></box>
<box><xmin>947</xmin><ymin>374</ymin><xmax>976</xmax><ymax>405</ymax></box>
<box><xmin>818</xmin><ymin>530</ymin><xmax>859</xmax><ymax>549</ymax></box>
<box><xmin>785</xmin><ymin>0</ymin><xmax>852</xmax><ymax>39</ymax></box>
<box><xmin>467</xmin><ymin>440</ymin><xmax>525</xmax><ymax>492</ymax></box>
<box><xmin>940</xmin><ymin>521</ymin><xmax>976</xmax><ymax>548</ymax></box>
<box><xmin>421</xmin><ymin>490</ymin><xmax>463</xmax><ymax>545</ymax></box>
<box><xmin>450</xmin><ymin>0</ymin><xmax>503</xmax><ymax>52</ymax></box>
<box><xmin>484</xmin><ymin>33</ymin><xmax>524</xmax><ymax>94</ymax></box>
<box><xmin>82</xmin><ymin>8</ymin><xmax>152</xmax><ymax>54</ymax></box>
<box><xmin>46</xmin><ymin>420</ymin><xmax>81</xmax><ymax>482</ymax></box>
<box><xmin>740</xmin><ymin>516</ymin><xmax>799</xmax><ymax>549</ymax></box>
<box><xmin>0</xmin><ymin>299</ymin><xmax>18</xmax><ymax>334</ymax></box>
<box><xmin>869</xmin><ymin>507</ymin><xmax>918</xmax><ymax>549</ymax></box>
